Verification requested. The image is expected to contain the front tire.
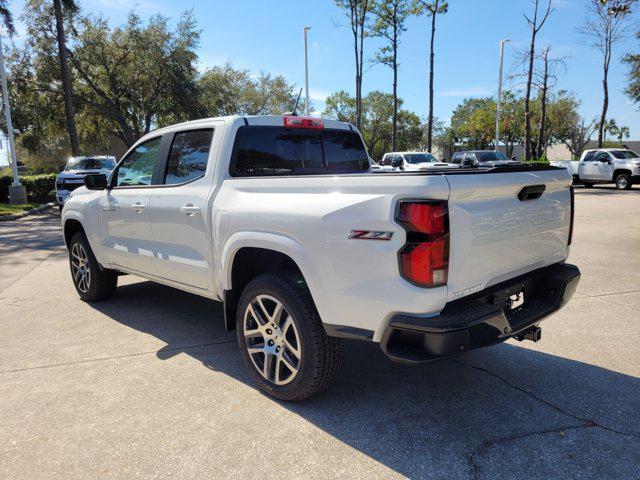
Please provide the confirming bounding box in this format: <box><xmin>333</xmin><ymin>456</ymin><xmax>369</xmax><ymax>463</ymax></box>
<box><xmin>68</xmin><ymin>231</ymin><xmax>117</xmax><ymax>302</ymax></box>
<box><xmin>615</xmin><ymin>173</ymin><xmax>631</xmax><ymax>190</ymax></box>
<box><xmin>236</xmin><ymin>272</ymin><xmax>342</xmax><ymax>401</ymax></box>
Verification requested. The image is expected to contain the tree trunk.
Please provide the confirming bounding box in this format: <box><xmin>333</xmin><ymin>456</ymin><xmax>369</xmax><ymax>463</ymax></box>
<box><xmin>392</xmin><ymin>27</ymin><xmax>398</xmax><ymax>151</ymax></box>
<box><xmin>536</xmin><ymin>52</ymin><xmax>549</xmax><ymax>160</ymax></box>
<box><xmin>53</xmin><ymin>0</ymin><xmax>80</xmax><ymax>156</ymax></box>
<box><xmin>427</xmin><ymin>2</ymin><xmax>437</xmax><ymax>153</ymax></box>
<box><xmin>357</xmin><ymin>8</ymin><xmax>366</xmax><ymax>130</ymax></box>
<box><xmin>524</xmin><ymin>32</ymin><xmax>536</xmax><ymax>161</ymax></box>
<box><xmin>598</xmin><ymin>61</ymin><xmax>609</xmax><ymax>148</ymax></box>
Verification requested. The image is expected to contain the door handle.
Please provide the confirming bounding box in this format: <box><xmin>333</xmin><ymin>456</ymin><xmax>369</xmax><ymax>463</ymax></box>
<box><xmin>180</xmin><ymin>204</ymin><xmax>200</xmax><ymax>217</ymax></box>
<box><xmin>131</xmin><ymin>202</ymin><xmax>145</xmax><ymax>213</ymax></box>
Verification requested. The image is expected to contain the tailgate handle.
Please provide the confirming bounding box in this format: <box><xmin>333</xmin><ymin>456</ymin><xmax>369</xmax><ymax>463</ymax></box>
<box><xmin>518</xmin><ymin>184</ymin><xmax>546</xmax><ymax>201</ymax></box>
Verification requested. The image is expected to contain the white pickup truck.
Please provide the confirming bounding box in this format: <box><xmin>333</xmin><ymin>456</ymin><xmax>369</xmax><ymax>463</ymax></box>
<box><xmin>576</xmin><ymin>148</ymin><xmax>640</xmax><ymax>190</ymax></box>
<box><xmin>61</xmin><ymin>115</ymin><xmax>580</xmax><ymax>401</ymax></box>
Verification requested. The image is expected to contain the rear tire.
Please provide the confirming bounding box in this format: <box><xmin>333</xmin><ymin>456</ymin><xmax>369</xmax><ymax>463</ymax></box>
<box><xmin>236</xmin><ymin>272</ymin><xmax>342</xmax><ymax>401</ymax></box>
<box><xmin>68</xmin><ymin>231</ymin><xmax>117</xmax><ymax>302</ymax></box>
<box><xmin>615</xmin><ymin>173</ymin><xmax>631</xmax><ymax>190</ymax></box>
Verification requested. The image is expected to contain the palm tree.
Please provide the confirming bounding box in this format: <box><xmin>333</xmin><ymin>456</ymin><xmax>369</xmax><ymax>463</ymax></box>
<box><xmin>53</xmin><ymin>0</ymin><xmax>80</xmax><ymax>156</ymax></box>
<box><xmin>616</xmin><ymin>125</ymin><xmax>630</xmax><ymax>144</ymax></box>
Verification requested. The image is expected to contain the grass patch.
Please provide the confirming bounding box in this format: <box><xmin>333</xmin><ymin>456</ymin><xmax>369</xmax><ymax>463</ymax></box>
<box><xmin>0</xmin><ymin>203</ymin><xmax>38</xmax><ymax>215</ymax></box>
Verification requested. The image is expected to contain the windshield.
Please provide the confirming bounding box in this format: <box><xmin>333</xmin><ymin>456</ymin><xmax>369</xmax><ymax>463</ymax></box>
<box><xmin>404</xmin><ymin>153</ymin><xmax>437</xmax><ymax>164</ymax></box>
<box><xmin>66</xmin><ymin>157</ymin><xmax>116</xmax><ymax>171</ymax></box>
<box><xmin>477</xmin><ymin>151</ymin><xmax>509</xmax><ymax>162</ymax></box>
<box><xmin>611</xmin><ymin>150</ymin><xmax>639</xmax><ymax>159</ymax></box>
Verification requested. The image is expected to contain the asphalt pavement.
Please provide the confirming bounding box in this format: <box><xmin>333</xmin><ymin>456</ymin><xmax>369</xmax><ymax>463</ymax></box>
<box><xmin>0</xmin><ymin>186</ymin><xmax>638</xmax><ymax>479</ymax></box>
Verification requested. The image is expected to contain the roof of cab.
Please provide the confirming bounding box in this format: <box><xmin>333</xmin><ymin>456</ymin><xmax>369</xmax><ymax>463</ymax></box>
<box><xmin>148</xmin><ymin>115</ymin><xmax>356</xmax><ymax>137</ymax></box>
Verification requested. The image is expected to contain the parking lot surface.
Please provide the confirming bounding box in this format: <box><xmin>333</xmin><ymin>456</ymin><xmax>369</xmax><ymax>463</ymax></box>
<box><xmin>1</xmin><ymin>186</ymin><xmax>639</xmax><ymax>479</ymax></box>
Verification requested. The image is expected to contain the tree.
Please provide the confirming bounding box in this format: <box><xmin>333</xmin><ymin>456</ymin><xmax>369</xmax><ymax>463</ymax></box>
<box><xmin>449</xmin><ymin>97</ymin><xmax>496</xmax><ymax>150</ymax></box>
<box><xmin>415</xmin><ymin>0</ymin><xmax>448</xmax><ymax>153</ymax></box>
<box><xmin>197</xmin><ymin>63</ymin><xmax>297</xmax><ymax>116</ymax></box>
<box><xmin>522</xmin><ymin>0</ymin><xmax>553</xmax><ymax>161</ymax></box>
<box><xmin>67</xmin><ymin>11</ymin><xmax>201</xmax><ymax>147</ymax></box>
<box><xmin>623</xmin><ymin>29</ymin><xmax>640</xmax><ymax>107</ymax></box>
<box><xmin>582</xmin><ymin>0</ymin><xmax>633</xmax><ymax>147</ymax></box>
<box><xmin>324</xmin><ymin>89</ymin><xmax>424</xmax><ymax>159</ymax></box>
<box><xmin>616</xmin><ymin>124</ymin><xmax>630</xmax><ymax>143</ymax></box>
<box><xmin>335</xmin><ymin>0</ymin><xmax>370</xmax><ymax>129</ymax></box>
<box><xmin>0</xmin><ymin>0</ymin><xmax>14</xmax><ymax>35</ymax></box>
<box><xmin>52</xmin><ymin>0</ymin><xmax>80</xmax><ymax>156</ymax></box>
<box><xmin>561</xmin><ymin>118</ymin><xmax>596</xmax><ymax>159</ymax></box>
<box><xmin>369</xmin><ymin>0</ymin><xmax>413</xmax><ymax>151</ymax></box>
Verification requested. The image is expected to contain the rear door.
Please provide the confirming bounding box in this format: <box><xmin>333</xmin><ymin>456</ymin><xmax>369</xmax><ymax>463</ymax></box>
<box><xmin>99</xmin><ymin>136</ymin><xmax>164</xmax><ymax>275</ymax></box>
<box><xmin>148</xmin><ymin>128</ymin><xmax>216</xmax><ymax>289</ymax></box>
<box><xmin>445</xmin><ymin>169</ymin><xmax>571</xmax><ymax>302</ymax></box>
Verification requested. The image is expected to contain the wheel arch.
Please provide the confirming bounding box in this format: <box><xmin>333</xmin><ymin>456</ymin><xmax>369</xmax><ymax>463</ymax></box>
<box><xmin>221</xmin><ymin>233</ymin><xmax>320</xmax><ymax>331</ymax></box>
<box><xmin>63</xmin><ymin>218</ymin><xmax>85</xmax><ymax>248</ymax></box>
<box><xmin>613</xmin><ymin>168</ymin><xmax>632</xmax><ymax>179</ymax></box>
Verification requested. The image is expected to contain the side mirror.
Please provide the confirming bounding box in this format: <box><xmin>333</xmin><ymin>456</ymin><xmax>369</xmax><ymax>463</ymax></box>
<box><xmin>84</xmin><ymin>174</ymin><xmax>109</xmax><ymax>190</ymax></box>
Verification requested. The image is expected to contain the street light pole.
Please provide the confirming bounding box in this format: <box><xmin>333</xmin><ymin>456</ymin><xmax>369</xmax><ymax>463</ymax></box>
<box><xmin>0</xmin><ymin>33</ymin><xmax>26</xmax><ymax>204</ymax></box>
<box><xmin>304</xmin><ymin>26</ymin><xmax>311</xmax><ymax>116</ymax></box>
<box><xmin>495</xmin><ymin>39</ymin><xmax>510</xmax><ymax>152</ymax></box>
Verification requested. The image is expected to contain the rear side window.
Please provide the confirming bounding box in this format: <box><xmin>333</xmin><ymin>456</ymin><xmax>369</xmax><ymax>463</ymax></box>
<box><xmin>583</xmin><ymin>151</ymin><xmax>595</xmax><ymax>161</ymax></box>
<box><xmin>230</xmin><ymin>126</ymin><xmax>369</xmax><ymax>176</ymax></box>
<box><xmin>164</xmin><ymin>129</ymin><xmax>214</xmax><ymax>185</ymax></box>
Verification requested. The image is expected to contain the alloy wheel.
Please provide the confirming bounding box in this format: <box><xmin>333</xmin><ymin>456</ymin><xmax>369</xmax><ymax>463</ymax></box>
<box><xmin>244</xmin><ymin>295</ymin><xmax>302</xmax><ymax>385</ymax></box>
<box><xmin>71</xmin><ymin>242</ymin><xmax>91</xmax><ymax>293</ymax></box>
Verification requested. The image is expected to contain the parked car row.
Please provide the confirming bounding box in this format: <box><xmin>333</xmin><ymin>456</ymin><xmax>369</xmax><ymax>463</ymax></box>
<box><xmin>371</xmin><ymin>150</ymin><xmax>522</xmax><ymax>172</ymax></box>
<box><xmin>550</xmin><ymin>148</ymin><xmax>640</xmax><ymax>190</ymax></box>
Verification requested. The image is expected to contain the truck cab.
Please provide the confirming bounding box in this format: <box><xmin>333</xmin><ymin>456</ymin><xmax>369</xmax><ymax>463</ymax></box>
<box><xmin>578</xmin><ymin>149</ymin><xmax>640</xmax><ymax>190</ymax></box>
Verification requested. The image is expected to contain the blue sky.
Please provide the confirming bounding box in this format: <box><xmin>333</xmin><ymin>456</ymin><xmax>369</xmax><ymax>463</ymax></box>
<box><xmin>4</xmin><ymin>0</ymin><xmax>640</xmax><ymax>158</ymax></box>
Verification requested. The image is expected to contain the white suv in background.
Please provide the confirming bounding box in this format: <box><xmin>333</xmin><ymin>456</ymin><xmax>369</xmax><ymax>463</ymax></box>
<box><xmin>56</xmin><ymin>156</ymin><xmax>116</xmax><ymax>210</ymax></box>
<box><xmin>577</xmin><ymin>149</ymin><xmax>640</xmax><ymax>190</ymax></box>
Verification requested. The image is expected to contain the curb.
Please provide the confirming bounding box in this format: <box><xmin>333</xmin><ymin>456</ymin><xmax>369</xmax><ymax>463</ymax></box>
<box><xmin>0</xmin><ymin>202</ymin><xmax>56</xmax><ymax>221</ymax></box>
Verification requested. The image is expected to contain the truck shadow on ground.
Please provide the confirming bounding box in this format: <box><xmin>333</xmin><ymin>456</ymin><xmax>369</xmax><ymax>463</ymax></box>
<box><xmin>89</xmin><ymin>279</ymin><xmax>640</xmax><ymax>479</ymax></box>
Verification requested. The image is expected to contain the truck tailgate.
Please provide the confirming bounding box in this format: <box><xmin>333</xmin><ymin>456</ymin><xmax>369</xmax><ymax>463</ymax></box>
<box><xmin>445</xmin><ymin>169</ymin><xmax>571</xmax><ymax>302</ymax></box>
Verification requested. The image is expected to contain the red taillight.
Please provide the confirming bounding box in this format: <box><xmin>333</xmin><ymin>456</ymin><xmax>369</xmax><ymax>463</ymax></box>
<box><xmin>283</xmin><ymin>116</ymin><xmax>324</xmax><ymax>129</ymax></box>
<box><xmin>396</xmin><ymin>201</ymin><xmax>449</xmax><ymax>288</ymax></box>
<box><xmin>397</xmin><ymin>202</ymin><xmax>445</xmax><ymax>236</ymax></box>
<box><xmin>568</xmin><ymin>185</ymin><xmax>574</xmax><ymax>245</ymax></box>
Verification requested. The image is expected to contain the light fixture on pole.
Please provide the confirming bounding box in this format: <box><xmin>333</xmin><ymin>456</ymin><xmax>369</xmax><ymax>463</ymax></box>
<box><xmin>0</xmin><ymin>33</ymin><xmax>27</xmax><ymax>204</ymax></box>
<box><xmin>304</xmin><ymin>26</ymin><xmax>311</xmax><ymax>116</ymax></box>
<box><xmin>495</xmin><ymin>39</ymin><xmax>510</xmax><ymax>152</ymax></box>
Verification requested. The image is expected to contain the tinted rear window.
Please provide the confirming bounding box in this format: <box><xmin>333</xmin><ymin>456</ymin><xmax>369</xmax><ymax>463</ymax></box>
<box><xmin>230</xmin><ymin>126</ymin><xmax>370</xmax><ymax>176</ymax></box>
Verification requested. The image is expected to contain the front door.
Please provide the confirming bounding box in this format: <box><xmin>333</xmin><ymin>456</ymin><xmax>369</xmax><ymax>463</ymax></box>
<box><xmin>99</xmin><ymin>136</ymin><xmax>163</xmax><ymax>275</ymax></box>
<box><xmin>594</xmin><ymin>151</ymin><xmax>614</xmax><ymax>180</ymax></box>
<box><xmin>149</xmin><ymin>128</ymin><xmax>215</xmax><ymax>289</ymax></box>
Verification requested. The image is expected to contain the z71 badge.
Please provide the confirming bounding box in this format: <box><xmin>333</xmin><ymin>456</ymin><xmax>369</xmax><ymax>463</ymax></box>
<box><xmin>348</xmin><ymin>230</ymin><xmax>394</xmax><ymax>241</ymax></box>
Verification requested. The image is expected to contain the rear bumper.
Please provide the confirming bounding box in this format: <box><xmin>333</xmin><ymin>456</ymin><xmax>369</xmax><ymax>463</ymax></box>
<box><xmin>380</xmin><ymin>263</ymin><xmax>580</xmax><ymax>364</ymax></box>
